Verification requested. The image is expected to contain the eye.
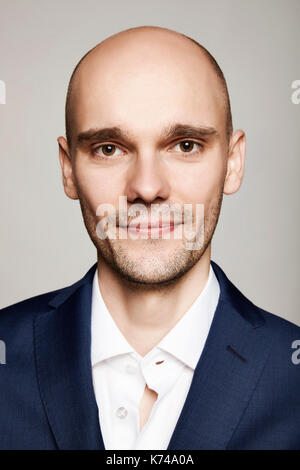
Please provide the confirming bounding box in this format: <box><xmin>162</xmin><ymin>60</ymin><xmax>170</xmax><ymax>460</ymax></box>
<box><xmin>172</xmin><ymin>140</ymin><xmax>203</xmax><ymax>154</ymax></box>
<box><xmin>93</xmin><ymin>143</ymin><xmax>124</xmax><ymax>158</ymax></box>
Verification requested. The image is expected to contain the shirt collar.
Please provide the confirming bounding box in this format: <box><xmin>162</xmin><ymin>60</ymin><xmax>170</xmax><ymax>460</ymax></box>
<box><xmin>91</xmin><ymin>263</ymin><xmax>220</xmax><ymax>370</ymax></box>
<box><xmin>91</xmin><ymin>271</ymin><xmax>135</xmax><ymax>365</ymax></box>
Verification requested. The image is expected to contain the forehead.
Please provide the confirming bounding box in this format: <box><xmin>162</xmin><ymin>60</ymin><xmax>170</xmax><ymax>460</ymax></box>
<box><xmin>71</xmin><ymin>33</ymin><xmax>225</xmax><ymax>139</ymax></box>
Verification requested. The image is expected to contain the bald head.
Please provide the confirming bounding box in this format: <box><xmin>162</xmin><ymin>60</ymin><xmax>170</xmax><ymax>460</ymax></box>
<box><xmin>65</xmin><ymin>26</ymin><xmax>232</xmax><ymax>149</ymax></box>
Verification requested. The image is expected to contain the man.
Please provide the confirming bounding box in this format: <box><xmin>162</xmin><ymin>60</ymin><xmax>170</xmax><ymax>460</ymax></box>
<box><xmin>0</xmin><ymin>25</ymin><xmax>299</xmax><ymax>450</ymax></box>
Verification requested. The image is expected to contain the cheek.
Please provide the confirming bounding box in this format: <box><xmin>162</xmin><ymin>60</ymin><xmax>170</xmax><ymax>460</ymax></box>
<box><xmin>175</xmin><ymin>157</ymin><xmax>226</xmax><ymax>205</ymax></box>
<box><xmin>73</xmin><ymin>159</ymin><xmax>124</xmax><ymax>212</ymax></box>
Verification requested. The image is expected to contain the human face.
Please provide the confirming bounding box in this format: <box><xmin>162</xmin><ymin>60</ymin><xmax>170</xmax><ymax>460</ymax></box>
<box><xmin>59</xmin><ymin>32</ymin><xmax>244</xmax><ymax>285</ymax></box>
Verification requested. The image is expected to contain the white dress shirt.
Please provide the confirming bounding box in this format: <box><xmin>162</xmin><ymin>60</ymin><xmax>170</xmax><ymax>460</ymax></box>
<box><xmin>91</xmin><ymin>264</ymin><xmax>220</xmax><ymax>450</ymax></box>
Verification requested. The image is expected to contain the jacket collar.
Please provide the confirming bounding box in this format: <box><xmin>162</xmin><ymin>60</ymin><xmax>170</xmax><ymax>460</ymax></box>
<box><xmin>34</xmin><ymin>260</ymin><xmax>270</xmax><ymax>450</ymax></box>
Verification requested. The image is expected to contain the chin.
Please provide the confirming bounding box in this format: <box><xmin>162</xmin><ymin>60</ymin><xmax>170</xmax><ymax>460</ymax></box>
<box><xmin>115</xmin><ymin>267</ymin><xmax>185</xmax><ymax>287</ymax></box>
<box><xmin>102</xmin><ymin>242</ymin><xmax>203</xmax><ymax>287</ymax></box>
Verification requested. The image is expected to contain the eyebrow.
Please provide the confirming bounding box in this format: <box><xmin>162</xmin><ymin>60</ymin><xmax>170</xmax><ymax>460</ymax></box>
<box><xmin>76</xmin><ymin>123</ymin><xmax>218</xmax><ymax>147</ymax></box>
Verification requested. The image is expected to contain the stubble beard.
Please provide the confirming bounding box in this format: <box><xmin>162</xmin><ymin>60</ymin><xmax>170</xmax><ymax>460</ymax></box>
<box><xmin>78</xmin><ymin>190</ymin><xmax>224</xmax><ymax>289</ymax></box>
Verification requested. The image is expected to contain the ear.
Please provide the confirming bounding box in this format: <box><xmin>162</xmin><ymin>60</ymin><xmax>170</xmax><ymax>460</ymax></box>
<box><xmin>57</xmin><ymin>136</ymin><xmax>79</xmax><ymax>200</ymax></box>
<box><xmin>223</xmin><ymin>129</ymin><xmax>246</xmax><ymax>195</ymax></box>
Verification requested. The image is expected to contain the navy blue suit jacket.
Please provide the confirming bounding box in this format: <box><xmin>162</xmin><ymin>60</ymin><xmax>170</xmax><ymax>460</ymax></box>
<box><xmin>0</xmin><ymin>261</ymin><xmax>299</xmax><ymax>450</ymax></box>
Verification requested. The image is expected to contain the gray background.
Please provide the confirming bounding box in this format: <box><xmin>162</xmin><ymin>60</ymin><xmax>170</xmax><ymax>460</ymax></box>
<box><xmin>0</xmin><ymin>0</ymin><xmax>299</xmax><ymax>325</ymax></box>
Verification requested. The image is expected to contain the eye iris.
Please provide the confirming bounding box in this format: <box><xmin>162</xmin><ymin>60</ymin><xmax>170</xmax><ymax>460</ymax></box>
<box><xmin>180</xmin><ymin>141</ymin><xmax>193</xmax><ymax>152</ymax></box>
<box><xmin>102</xmin><ymin>144</ymin><xmax>115</xmax><ymax>156</ymax></box>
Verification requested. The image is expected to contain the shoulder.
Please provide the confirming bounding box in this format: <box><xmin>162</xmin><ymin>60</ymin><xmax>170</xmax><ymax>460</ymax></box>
<box><xmin>254</xmin><ymin>305</ymin><xmax>300</xmax><ymax>371</ymax></box>
<box><xmin>211</xmin><ymin>260</ymin><xmax>300</xmax><ymax>366</ymax></box>
<box><xmin>0</xmin><ymin>263</ymin><xmax>97</xmax><ymax>329</ymax></box>
<box><xmin>0</xmin><ymin>287</ymin><xmax>67</xmax><ymax>328</ymax></box>
<box><xmin>257</xmin><ymin>305</ymin><xmax>300</xmax><ymax>336</ymax></box>
<box><xmin>251</xmin><ymin>304</ymin><xmax>300</xmax><ymax>374</ymax></box>
<box><xmin>227</xmin><ymin>268</ymin><xmax>300</xmax><ymax>390</ymax></box>
<box><xmin>211</xmin><ymin>259</ymin><xmax>300</xmax><ymax>333</ymax></box>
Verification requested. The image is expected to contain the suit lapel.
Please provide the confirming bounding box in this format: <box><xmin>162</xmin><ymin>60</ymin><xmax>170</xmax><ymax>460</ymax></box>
<box><xmin>34</xmin><ymin>264</ymin><xmax>105</xmax><ymax>450</ymax></box>
<box><xmin>167</xmin><ymin>261</ymin><xmax>273</xmax><ymax>450</ymax></box>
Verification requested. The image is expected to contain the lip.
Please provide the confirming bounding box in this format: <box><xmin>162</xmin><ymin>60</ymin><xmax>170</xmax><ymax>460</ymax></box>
<box><xmin>118</xmin><ymin>221</ymin><xmax>182</xmax><ymax>236</ymax></box>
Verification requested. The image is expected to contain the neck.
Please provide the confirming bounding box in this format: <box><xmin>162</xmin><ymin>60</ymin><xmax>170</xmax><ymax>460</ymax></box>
<box><xmin>96</xmin><ymin>245</ymin><xmax>211</xmax><ymax>356</ymax></box>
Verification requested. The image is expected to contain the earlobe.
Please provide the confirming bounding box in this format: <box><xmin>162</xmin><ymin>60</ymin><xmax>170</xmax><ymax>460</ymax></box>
<box><xmin>223</xmin><ymin>130</ymin><xmax>246</xmax><ymax>195</ymax></box>
<box><xmin>57</xmin><ymin>136</ymin><xmax>79</xmax><ymax>200</ymax></box>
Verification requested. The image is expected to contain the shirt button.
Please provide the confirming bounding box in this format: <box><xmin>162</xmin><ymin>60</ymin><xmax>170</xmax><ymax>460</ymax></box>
<box><xmin>116</xmin><ymin>407</ymin><xmax>128</xmax><ymax>419</ymax></box>
<box><xmin>126</xmin><ymin>363</ymin><xmax>137</xmax><ymax>374</ymax></box>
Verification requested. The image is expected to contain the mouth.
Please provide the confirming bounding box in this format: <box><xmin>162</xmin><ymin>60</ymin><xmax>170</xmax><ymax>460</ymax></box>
<box><xmin>118</xmin><ymin>221</ymin><xmax>182</xmax><ymax>237</ymax></box>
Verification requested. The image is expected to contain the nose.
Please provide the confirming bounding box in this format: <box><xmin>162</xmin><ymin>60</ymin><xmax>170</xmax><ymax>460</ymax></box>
<box><xmin>124</xmin><ymin>150</ymin><xmax>171</xmax><ymax>204</ymax></box>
